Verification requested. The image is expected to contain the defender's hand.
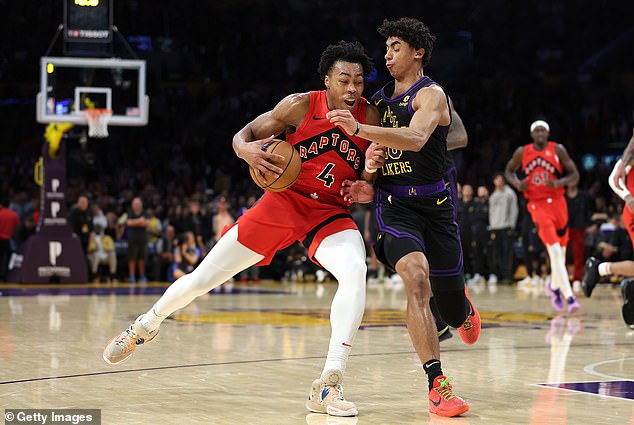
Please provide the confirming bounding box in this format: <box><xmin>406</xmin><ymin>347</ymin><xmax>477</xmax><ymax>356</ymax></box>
<box><xmin>341</xmin><ymin>179</ymin><xmax>375</xmax><ymax>204</ymax></box>
<box><xmin>365</xmin><ymin>143</ymin><xmax>386</xmax><ymax>171</ymax></box>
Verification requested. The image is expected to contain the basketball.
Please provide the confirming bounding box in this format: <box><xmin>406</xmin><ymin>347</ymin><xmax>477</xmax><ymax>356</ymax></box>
<box><xmin>249</xmin><ymin>139</ymin><xmax>302</xmax><ymax>192</ymax></box>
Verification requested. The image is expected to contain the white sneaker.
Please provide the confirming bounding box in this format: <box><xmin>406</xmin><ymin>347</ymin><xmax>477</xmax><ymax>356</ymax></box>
<box><xmin>306</xmin><ymin>370</ymin><xmax>358</xmax><ymax>417</ymax></box>
<box><xmin>517</xmin><ymin>276</ymin><xmax>533</xmax><ymax>289</ymax></box>
<box><xmin>384</xmin><ymin>275</ymin><xmax>395</xmax><ymax>289</ymax></box>
<box><xmin>103</xmin><ymin>315</ymin><xmax>158</xmax><ymax>364</ymax></box>
<box><xmin>468</xmin><ymin>273</ymin><xmax>486</xmax><ymax>294</ymax></box>
<box><xmin>468</xmin><ymin>273</ymin><xmax>482</xmax><ymax>284</ymax></box>
<box><xmin>390</xmin><ymin>273</ymin><xmax>404</xmax><ymax>291</ymax></box>
<box><xmin>316</xmin><ymin>269</ymin><xmax>327</xmax><ymax>283</ymax></box>
<box><xmin>488</xmin><ymin>279</ymin><xmax>498</xmax><ymax>294</ymax></box>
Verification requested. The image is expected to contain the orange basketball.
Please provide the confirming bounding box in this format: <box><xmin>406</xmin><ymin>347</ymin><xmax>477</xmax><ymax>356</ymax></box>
<box><xmin>249</xmin><ymin>139</ymin><xmax>302</xmax><ymax>192</ymax></box>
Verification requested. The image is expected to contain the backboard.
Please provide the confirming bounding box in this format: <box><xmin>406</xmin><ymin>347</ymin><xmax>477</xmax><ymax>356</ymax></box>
<box><xmin>36</xmin><ymin>56</ymin><xmax>149</xmax><ymax>126</ymax></box>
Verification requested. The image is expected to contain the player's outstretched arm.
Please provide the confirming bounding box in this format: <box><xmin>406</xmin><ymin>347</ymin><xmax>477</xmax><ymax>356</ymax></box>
<box><xmin>552</xmin><ymin>144</ymin><xmax>580</xmax><ymax>188</ymax></box>
<box><xmin>505</xmin><ymin>146</ymin><xmax>527</xmax><ymax>192</ymax></box>
<box><xmin>327</xmin><ymin>85</ymin><xmax>449</xmax><ymax>152</ymax></box>
<box><xmin>504</xmin><ymin>146</ymin><xmax>528</xmax><ymax>192</ymax></box>
<box><xmin>447</xmin><ymin>97</ymin><xmax>467</xmax><ymax>151</ymax></box>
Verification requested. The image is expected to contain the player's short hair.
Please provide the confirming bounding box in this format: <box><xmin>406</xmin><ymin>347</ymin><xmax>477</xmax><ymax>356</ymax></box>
<box><xmin>317</xmin><ymin>40</ymin><xmax>375</xmax><ymax>80</ymax></box>
<box><xmin>377</xmin><ymin>17</ymin><xmax>436</xmax><ymax>66</ymax></box>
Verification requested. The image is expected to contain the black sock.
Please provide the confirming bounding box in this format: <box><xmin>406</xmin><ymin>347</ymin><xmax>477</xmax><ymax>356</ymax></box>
<box><xmin>465</xmin><ymin>295</ymin><xmax>473</xmax><ymax>316</ymax></box>
<box><xmin>423</xmin><ymin>359</ymin><xmax>443</xmax><ymax>390</ymax></box>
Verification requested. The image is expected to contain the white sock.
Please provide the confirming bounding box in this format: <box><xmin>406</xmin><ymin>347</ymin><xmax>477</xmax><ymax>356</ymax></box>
<box><xmin>140</xmin><ymin>306</ymin><xmax>167</xmax><ymax>333</ymax></box>
<box><xmin>314</xmin><ymin>229</ymin><xmax>367</xmax><ymax>378</ymax></box>
<box><xmin>598</xmin><ymin>262</ymin><xmax>612</xmax><ymax>276</ymax></box>
<box><xmin>142</xmin><ymin>225</ymin><xmax>263</xmax><ymax>332</ymax></box>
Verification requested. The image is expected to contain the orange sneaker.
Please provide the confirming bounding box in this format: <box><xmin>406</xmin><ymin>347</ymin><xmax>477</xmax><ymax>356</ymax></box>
<box><xmin>102</xmin><ymin>315</ymin><xmax>158</xmax><ymax>364</ymax></box>
<box><xmin>428</xmin><ymin>375</ymin><xmax>469</xmax><ymax>417</ymax></box>
<box><xmin>457</xmin><ymin>286</ymin><xmax>481</xmax><ymax>344</ymax></box>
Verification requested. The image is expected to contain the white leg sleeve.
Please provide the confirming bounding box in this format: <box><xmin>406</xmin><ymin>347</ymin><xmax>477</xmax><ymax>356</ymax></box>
<box><xmin>546</xmin><ymin>244</ymin><xmax>561</xmax><ymax>290</ymax></box>
<box><xmin>313</xmin><ymin>229</ymin><xmax>367</xmax><ymax>379</ymax></box>
<box><xmin>547</xmin><ymin>243</ymin><xmax>573</xmax><ymax>298</ymax></box>
<box><xmin>147</xmin><ymin>226</ymin><xmax>264</xmax><ymax>327</ymax></box>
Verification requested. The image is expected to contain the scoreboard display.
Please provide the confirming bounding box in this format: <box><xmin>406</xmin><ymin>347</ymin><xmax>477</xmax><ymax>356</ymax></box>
<box><xmin>64</xmin><ymin>0</ymin><xmax>113</xmax><ymax>43</ymax></box>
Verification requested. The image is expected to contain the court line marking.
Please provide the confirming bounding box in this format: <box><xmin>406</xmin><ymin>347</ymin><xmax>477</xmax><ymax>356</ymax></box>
<box><xmin>0</xmin><ymin>352</ymin><xmax>412</xmax><ymax>385</ymax></box>
<box><xmin>2</xmin><ymin>345</ymin><xmax>633</xmax><ymax>386</ymax></box>
<box><xmin>583</xmin><ymin>357</ymin><xmax>634</xmax><ymax>380</ymax></box>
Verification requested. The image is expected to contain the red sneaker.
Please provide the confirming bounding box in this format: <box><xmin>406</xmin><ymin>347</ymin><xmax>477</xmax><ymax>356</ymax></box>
<box><xmin>457</xmin><ymin>286</ymin><xmax>481</xmax><ymax>344</ymax></box>
<box><xmin>428</xmin><ymin>375</ymin><xmax>469</xmax><ymax>417</ymax></box>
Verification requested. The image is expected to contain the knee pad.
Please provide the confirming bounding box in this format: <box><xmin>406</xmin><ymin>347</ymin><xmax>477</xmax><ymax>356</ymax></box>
<box><xmin>374</xmin><ymin>233</ymin><xmax>422</xmax><ymax>271</ymax></box>
<box><xmin>434</xmin><ymin>287</ymin><xmax>467</xmax><ymax>328</ymax></box>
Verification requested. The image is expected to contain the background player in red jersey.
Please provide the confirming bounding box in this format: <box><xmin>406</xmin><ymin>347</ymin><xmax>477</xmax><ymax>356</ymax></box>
<box><xmin>103</xmin><ymin>41</ymin><xmax>384</xmax><ymax>418</ymax></box>
<box><xmin>505</xmin><ymin>120</ymin><xmax>581</xmax><ymax>313</ymax></box>
<box><xmin>582</xmin><ymin>119</ymin><xmax>634</xmax><ymax>328</ymax></box>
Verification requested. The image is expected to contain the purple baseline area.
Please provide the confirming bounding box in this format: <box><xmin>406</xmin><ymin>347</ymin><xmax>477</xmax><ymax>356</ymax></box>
<box><xmin>0</xmin><ymin>285</ymin><xmax>289</xmax><ymax>297</ymax></box>
<box><xmin>539</xmin><ymin>380</ymin><xmax>634</xmax><ymax>400</ymax></box>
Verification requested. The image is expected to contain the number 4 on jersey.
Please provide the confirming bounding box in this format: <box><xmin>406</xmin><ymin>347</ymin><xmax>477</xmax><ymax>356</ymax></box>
<box><xmin>316</xmin><ymin>163</ymin><xmax>336</xmax><ymax>187</ymax></box>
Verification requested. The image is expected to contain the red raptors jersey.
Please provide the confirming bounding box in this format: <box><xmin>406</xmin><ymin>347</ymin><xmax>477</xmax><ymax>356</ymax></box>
<box><xmin>521</xmin><ymin>141</ymin><xmax>565</xmax><ymax>201</ymax></box>
<box><xmin>286</xmin><ymin>91</ymin><xmax>369</xmax><ymax>206</ymax></box>
<box><xmin>622</xmin><ymin>165</ymin><xmax>634</xmax><ymax>249</ymax></box>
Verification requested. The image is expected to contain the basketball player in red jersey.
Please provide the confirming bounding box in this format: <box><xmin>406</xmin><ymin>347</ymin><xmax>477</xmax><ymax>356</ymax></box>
<box><xmin>505</xmin><ymin>120</ymin><xmax>581</xmax><ymax>313</ymax></box>
<box><xmin>103</xmin><ymin>41</ymin><xmax>384</xmax><ymax>418</ymax></box>
<box><xmin>583</xmin><ymin>118</ymin><xmax>634</xmax><ymax>328</ymax></box>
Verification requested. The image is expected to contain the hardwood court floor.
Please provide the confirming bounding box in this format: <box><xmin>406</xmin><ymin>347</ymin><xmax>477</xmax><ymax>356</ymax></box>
<box><xmin>0</xmin><ymin>280</ymin><xmax>632</xmax><ymax>425</ymax></box>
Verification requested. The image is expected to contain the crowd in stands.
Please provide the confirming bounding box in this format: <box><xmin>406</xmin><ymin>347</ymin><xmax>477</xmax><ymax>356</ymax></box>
<box><xmin>1</xmin><ymin>1</ymin><xmax>633</xmax><ymax>282</ymax></box>
<box><xmin>2</xmin><ymin>166</ymin><xmax>632</xmax><ymax>286</ymax></box>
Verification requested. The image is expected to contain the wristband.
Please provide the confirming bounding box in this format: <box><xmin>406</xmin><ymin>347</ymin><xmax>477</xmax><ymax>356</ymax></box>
<box><xmin>352</xmin><ymin>121</ymin><xmax>360</xmax><ymax>137</ymax></box>
<box><xmin>364</xmin><ymin>165</ymin><xmax>377</xmax><ymax>174</ymax></box>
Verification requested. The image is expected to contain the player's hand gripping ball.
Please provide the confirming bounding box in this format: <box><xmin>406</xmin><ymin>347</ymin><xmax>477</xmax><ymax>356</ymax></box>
<box><xmin>249</xmin><ymin>140</ymin><xmax>302</xmax><ymax>192</ymax></box>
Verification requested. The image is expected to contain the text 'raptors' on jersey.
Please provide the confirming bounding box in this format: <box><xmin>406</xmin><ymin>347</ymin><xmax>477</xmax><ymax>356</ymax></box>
<box><xmin>288</xmin><ymin>90</ymin><xmax>370</xmax><ymax>206</ymax></box>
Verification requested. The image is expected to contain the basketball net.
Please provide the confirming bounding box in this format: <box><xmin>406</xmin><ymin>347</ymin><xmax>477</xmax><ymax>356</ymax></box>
<box><xmin>83</xmin><ymin>108</ymin><xmax>112</xmax><ymax>138</ymax></box>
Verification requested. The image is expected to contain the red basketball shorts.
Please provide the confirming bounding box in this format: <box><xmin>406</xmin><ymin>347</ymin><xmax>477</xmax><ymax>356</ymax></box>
<box><xmin>527</xmin><ymin>196</ymin><xmax>569</xmax><ymax>246</ymax></box>
<box><xmin>222</xmin><ymin>190</ymin><xmax>357</xmax><ymax>266</ymax></box>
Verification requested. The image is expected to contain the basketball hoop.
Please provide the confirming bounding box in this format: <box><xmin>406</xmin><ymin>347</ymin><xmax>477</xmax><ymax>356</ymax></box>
<box><xmin>83</xmin><ymin>108</ymin><xmax>112</xmax><ymax>138</ymax></box>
